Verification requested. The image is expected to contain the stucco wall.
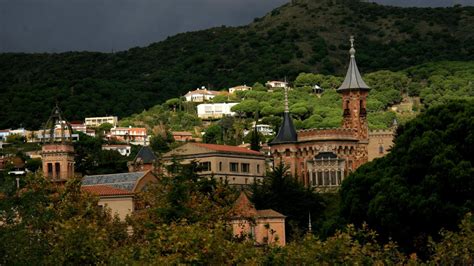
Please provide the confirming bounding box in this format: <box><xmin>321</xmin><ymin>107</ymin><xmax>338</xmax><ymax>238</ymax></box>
<box><xmin>98</xmin><ymin>197</ymin><xmax>134</xmax><ymax>221</ymax></box>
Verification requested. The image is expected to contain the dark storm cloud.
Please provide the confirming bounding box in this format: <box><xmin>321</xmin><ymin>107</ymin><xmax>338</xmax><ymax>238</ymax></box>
<box><xmin>0</xmin><ymin>0</ymin><xmax>472</xmax><ymax>52</ymax></box>
<box><xmin>0</xmin><ymin>0</ymin><xmax>288</xmax><ymax>52</ymax></box>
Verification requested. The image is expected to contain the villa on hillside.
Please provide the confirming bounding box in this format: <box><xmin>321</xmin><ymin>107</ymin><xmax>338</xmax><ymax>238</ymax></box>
<box><xmin>265</xmin><ymin>80</ymin><xmax>288</xmax><ymax>89</ymax></box>
<box><xmin>197</xmin><ymin>102</ymin><xmax>238</xmax><ymax>120</ymax></box>
<box><xmin>269</xmin><ymin>37</ymin><xmax>395</xmax><ymax>192</ymax></box>
<box><xmin>184</xmin><ymin>87</ymin><xmax>222</xmax><ymax>102</ymax></box>
<box><xmin>229</xmin><ymin>85</ymin><xmax>252</xmax><ymax>94</ymax></box>
<box><xmin>162</xmin><ymin>142</ymin><xmax>266</xmax><ymax>186</ymax></box>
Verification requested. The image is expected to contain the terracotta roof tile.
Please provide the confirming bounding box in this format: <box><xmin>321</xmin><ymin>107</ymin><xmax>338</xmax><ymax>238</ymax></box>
<box><xmin>257</xmin><ymin>209</ymin><xmax>286</xmax><ymax>218</ymax></box>
<box><xmin>233</xmin><ymin>192</ymin><xmax>257</xmax><ymax>217</ymax></box>
<box><xmin>82</xmin><ymin>185</ymin><xmax>133</xmax><ymax>196</ymax></box>
<box><xmin>193</xmin><ymin>143</ymin><xmax>263</xmax><ymax>156</ymax></box>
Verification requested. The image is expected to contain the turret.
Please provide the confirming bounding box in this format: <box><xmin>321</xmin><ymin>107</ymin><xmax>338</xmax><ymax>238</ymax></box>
<box><xmin>337</xmin><ymin>36</ymin><xmax>370</xmax><ymax>140</ymax></box>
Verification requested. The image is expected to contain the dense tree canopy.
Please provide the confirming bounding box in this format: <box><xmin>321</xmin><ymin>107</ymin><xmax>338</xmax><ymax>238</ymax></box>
<box><xmin>1</xmin><ymin>0</ymin><xmax>474</xmax><ymax>129</ymax></box>
<box><xmin>339</xmin><ymin>100</ymin><xmax>474</xmax><ymax>255</ymax></box>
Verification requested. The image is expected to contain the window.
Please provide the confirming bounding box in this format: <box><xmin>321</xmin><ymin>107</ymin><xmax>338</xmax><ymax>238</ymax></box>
<box><xmin>324</xmin><ymin>171</ymin><xmax>330</xmax><ymax>186</ymax></box>
<box><xmin>379</xmin><ymin>145</ymin><xmax>384</xmax><ymax>154</ymax></box>
<box><xmin>257</xmin><ymin>164</ymin><xmax>260</xmax><ymax>174</ymax></box>
<box><xmin>47</xmin><ymin>163</ymin><xmax>53</xmax><ymax>177</ymax></box>
<box><xmin>198</xmin><ymin>162</ymin><xmax>211</xmax><ymax>172</ymax></box>
<box><xmin>55</xmin><ymin>163</ymin><xmax>61</xmax><ymax>178</ymax></box>
<box><xmin>317</xmin><ymin>171</ymin><xmax>323</xmax><ymax>186</ymax></box>
<box><xmin>241</xmin><ymin>163</ymin><xmax>250</xmax><ymax>173</ymax></box>
<box><xmin>337</xmin><ymin>170</ymin><xmax>342</xmax><ymax>185</ymax></box>
<box><xmin>312</xmin><ymin>172</ymin><xmax>316</xmax><ymax>186</ymax></box>
<box><xmin>219</xmin><ymin>162</ymin><xmax>223</xmax><ymax>171</ymax></box>
<box><xmin>331</xmin><ymin>171</ymin><xmax>336</xmax><ymax>186</ymax></box>
<box><xmin>230</xmin><ymin>162</ymin><xmax>239</xmax><ymax>172</ymax></box>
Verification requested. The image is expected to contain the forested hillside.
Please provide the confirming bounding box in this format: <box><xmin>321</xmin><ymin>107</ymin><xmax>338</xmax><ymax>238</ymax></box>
<box><xmin>1</xmin><ymin>0</ymin><xmax>473</xmax><ymax>129</ymax></box>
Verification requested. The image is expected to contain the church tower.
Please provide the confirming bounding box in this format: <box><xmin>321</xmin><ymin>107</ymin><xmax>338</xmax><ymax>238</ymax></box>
<box><xmin>337</xmin><ymin>36</ymin><xmax>370</xmax><ymax>140</ymax></box>
<box><xmin>41</xmin><ymin>105</ymin><xmax>75</xmax><ymax>181</ymax></box>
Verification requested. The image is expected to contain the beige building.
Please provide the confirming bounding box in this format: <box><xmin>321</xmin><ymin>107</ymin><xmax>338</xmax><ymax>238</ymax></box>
<box><xmin>368</xmin><ymin>129</ymin><xmax>395</xmax><ymax>161</ymax></box>
<box><xmin>162</xmin><ymin>143</ymin><xmax>266</xmax><ymax>186</ymax></box>
<box><xmin>231</xmin><ymin>192</ymin><xmax>286</xmax><ymax>246</ymax></box>
<box><xmin>184</xmin><ymin>87</ymin><xmax>221</xmax><ymax>102</ymax></box>
<box><xmin>229</xmin><ymin>85</ymin><xmax>252</xmax><ymax>94</ymax></box>
<box><xmin>82</xmin><ymin>185</ymin><xmax>135</xmax><ymax>220</ymax></box>
<box><xmin>197</xmin><ymin>102</ymin><xmax>238</xmax><ymax>120</ymax></box>
<box><xmin>85</xmin><ymin>116</ymin><xmax>118</xmax><ymax>128</ymax></box>
<box><xmin>82</xmin><ymin>171</ymin><xmax>158</xmax><ymax>220</ymax></box>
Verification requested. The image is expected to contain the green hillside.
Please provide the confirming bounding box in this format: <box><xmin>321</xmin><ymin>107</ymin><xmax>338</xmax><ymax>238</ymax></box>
<box><xmin>1</xmin><ymin>0</ymin><xmax>474</xmax><ymax>129</ymax></box>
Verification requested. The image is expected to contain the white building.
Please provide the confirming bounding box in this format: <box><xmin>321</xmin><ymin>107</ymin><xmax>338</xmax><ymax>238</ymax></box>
<box><xmin>197</xmin><ymin>103</ymin><xmax>238</xmax><ymax>120</ymax></box>
<box><xmin>243</xmin><ymin>124</ymin><xmax>274</xmax><ymax>136</ymax></box>
<box><xmin>184</xmin><ymin>87</ymin><xmax>221</xmax><ymax>102</ymax></box>
<box><xmin>85</xmin><ymin>116</ymin><xmax>118</xmax><ymax>128</ymax></box>
<box><xmin>102</xmin><ymin>144</ymin><xmax>132</xmax><ymax>156</ymax></box>
<box><xmin>229</xmin><ymin>85</ymin><xmax>252</xmax><ymax>94</ymax></box>
<box><xmin>265</xmin><ymin>80</ymin><xmax>288</xmax><ymax>88</ymax></box>
<box><xmin>0</xmin><ymin>130</ymin><xmax>10</xmax><ymax>141</ymax></box>
<box><xmin>109</xmin><ymin>126</ymin><xmax>148</xmax><ymax>145</ymax></box>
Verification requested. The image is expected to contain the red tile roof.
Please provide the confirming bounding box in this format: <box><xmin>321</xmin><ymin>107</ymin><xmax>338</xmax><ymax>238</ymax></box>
<box><xmin>82</xmin><ymin>185</ymin><xmax>133</xmax><ymax>196</ymax></box>
<box><xmin>233</xmin><ymin>192</ymin><xmax>257</xmax><ymax>217</ymax></box>
<box><xmin>193</xmin><ymin>143</ymin><xmax>263</xmax><ymax>156</ymax></box>
<box><xmin>257</xmin><ymin>209</ymin><xmax>286</xmax><ymax>218</ymax></box>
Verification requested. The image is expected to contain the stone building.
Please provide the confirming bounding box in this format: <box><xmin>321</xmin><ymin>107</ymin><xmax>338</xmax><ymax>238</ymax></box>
<box><xmin>41</xmin><ymin>106</ymin><xmax>75</xmax><ymax>182</ymax></box>
<box><xmin>162</xmin><ymin>142</ymin><xmax>266</xmax><ymax>186</ymax></box>
<box><xmin>269</xmin><ymin>37</ymin><xmax>394</xmax><ymax>192</ymax></box>
<box><xmin>230</xmin><ymin>192</ymin><xmax>286</xmax><ymax>246</ymax></box>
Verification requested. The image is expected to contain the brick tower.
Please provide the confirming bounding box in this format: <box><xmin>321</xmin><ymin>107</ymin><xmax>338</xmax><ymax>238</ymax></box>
<box><xmin>41</xmin><ymin>105</ymin><xmax>75</xmax><ymax>181</ymax></box>
<box><xmin>337</xmin><ymin>36</ymin><xmax>370</xmax><ymax>140</ymax></box>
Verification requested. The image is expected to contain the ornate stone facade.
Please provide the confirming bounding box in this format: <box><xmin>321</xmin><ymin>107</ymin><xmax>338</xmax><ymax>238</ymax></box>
<box><xmin>269</xmin><ymin>37</ymin><xmax>387</xmax><ymax>192</ymax></box>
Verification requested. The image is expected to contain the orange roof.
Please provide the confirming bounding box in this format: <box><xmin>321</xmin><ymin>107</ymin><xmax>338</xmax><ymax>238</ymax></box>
<box><xmin>257</xmin><ymin>209</ymin><xmax>286</xmax><ymax>218</ymax></box>
<box><xmin>82</xmin><ymin>185</ymin><xmax>133</xmax><ymax>196</ymax></box>
<box><xmin>193</xmin><ymin>143</ymin><xmax>263</xmax><ymax>156</ymax></box>
<box><xmin>172</xmin><ymin>131</ymin><xmax>193</xmax><ymax>136</ymax></box>
<box><xmin>233</xmin><ymin>192</ymin><xmax>257</xmax><ymax>217</ymax></box>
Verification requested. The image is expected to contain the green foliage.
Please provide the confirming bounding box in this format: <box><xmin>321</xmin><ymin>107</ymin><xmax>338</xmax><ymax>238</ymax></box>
<box><xmin>2</xmin><ymin>0</ymin><xmax>474</xmax><ymax>129</ymax></box>
<box><xmin>6</xmin><ymin>134</ymin><xmax>26</xmax><ymax>144</ymax></box>
<box><xmin>74</xmin><ymin>132</ymin><xmax>129</xmax><ymax>175</ymax></box>
<box><xmin>252</xmin><ymin>163</ymin><xmax>326</xmax><ymax>240</ymax></box>
<box><xmin>0</xmin><ymin>174</ymin><xmax>127</xmax><ymax>265</ymax></box>
<box><xmin>340</xmin><ymin>100</ymin><xmax>474</xmax><ymax>256</ymax></box>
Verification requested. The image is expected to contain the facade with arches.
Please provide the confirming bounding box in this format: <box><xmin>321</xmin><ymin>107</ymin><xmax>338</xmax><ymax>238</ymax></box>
<box><xmin>269</xmin><ymin>37</ymin><xmax>394</xmax><ymax>192</ymax></box>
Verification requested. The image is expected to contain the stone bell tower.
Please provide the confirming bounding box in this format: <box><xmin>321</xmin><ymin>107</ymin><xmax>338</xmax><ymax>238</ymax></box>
<box><xmin>337</xmin><ymin>36</ymin><xmax>371</xmax><ymax>140</ymax></box>
<box><xmin>41</xmin><ymin>105</ymin><xmax>75</xmax><ymax>181</ymax></box>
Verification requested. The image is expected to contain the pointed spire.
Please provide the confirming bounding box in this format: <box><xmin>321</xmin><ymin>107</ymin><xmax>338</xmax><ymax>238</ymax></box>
<box><xmin>270</xmin><ymin>85</ymin><xmax>297</xmax><ymax>145</ymax></box>
<box><xmin>337</xmin><ymin>36</ymin><xmax>370</xmax><ymax>92</ymax></box>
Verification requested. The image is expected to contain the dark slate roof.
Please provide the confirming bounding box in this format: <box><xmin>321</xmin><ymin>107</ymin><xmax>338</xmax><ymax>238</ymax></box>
<box><xmin>270</xmin><ymin>112</ymin><xmax>297</xmax><ymax>145</ymax></box>
<box><xmin>134</xmin><ymin>146</ymin><xmax>157</xmax><ymax>164</ymax></box>
<box><xmin>337</xmin><ymin>43</ymin><xmax>370</xmax><ymax>92</ymax></box>
<box><xmin>315</xmin><ymin>152</ymin><xmax>338</xmax><ymax>159</ymax></box>
<box><xmin>82</xmin><ymin>171</ymin><xmax>146</xmax><ymax>191</ymax></box>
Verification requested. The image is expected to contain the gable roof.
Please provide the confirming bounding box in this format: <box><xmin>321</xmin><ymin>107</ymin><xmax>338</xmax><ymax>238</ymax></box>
<box><xmin>257</xmin><ymin>209</ymin><xmax>286</xmax><ymax>218</ymax></box>
<box><xmin>233</xmin><ymin>192</ymin><xmax>258</xmax><ymax>217</ymax></box>
<box><xmin>133</xmin><ymin>146</ymin><xmax>157</xmax><ymax>164</ymax></box>
<box><xmin>82</xmin><ymin>185</ymin><xmax>133</xmax><ymax>196</ymax></box>
<box><xmin>82</xmin><ymin>171</ymin><xmax>147</xmax><ymax>191</ymax></box>
<box><xmin>192</xmin><ymin>143</ymin><xmax>263</xmax><ymax>156</ymax></box>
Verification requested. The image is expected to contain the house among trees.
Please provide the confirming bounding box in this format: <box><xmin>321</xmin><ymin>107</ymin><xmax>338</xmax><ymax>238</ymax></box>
<box><xmin>197</xmin><ymin>102</ymin><xmax>238</xmax><ymax>120</ymax></box>
<box><xmin>162</xmin><ymin>142</ymin><xmax>266</xmax><ymax>186</ymax></box>
<box><xmin>82</xmin><ymin>171</ymin><xmax>158</xmax><ymax>220</ymax></box>
<box><xmin>269</xmin><ymin>37</ymin><xmax>395</xmax><ymax>192</ymax></box>
<box><xmin>265</xmin><ymin>80</ymin><xmax>288</xmax><ymax>89</ymax></box>
<box><xmin>85</xmin><ymin>116</ymin><xmax>118</xmax><ymax>128</ymax></box>
<box><xmin>231</xmin><ymin>192</ymin><xmax>286</xmax><ymax>246</ymax></box>
<box><xmin>228</xmin><ymin>85</ymin><xmax>252</xmax><ymax>94</ymax></box>
<box><xmin>184</xmin><ymin>86</ymin><xmax>221</xmax><ymax>102</ymax></box>
<box><xmin>128</xmin><ymin>146</ymin><xmax>158</xmax><ymax>172</ymax></box>
<box><xmin>109</xmin><ymin>126</ymin><xmax>148</xmax><ymax>145</ymax></box>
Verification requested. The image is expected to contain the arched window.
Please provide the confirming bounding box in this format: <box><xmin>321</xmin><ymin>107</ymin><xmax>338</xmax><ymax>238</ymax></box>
<box><xmin>379</xmin><ymin>145</ymin><xmax>384</xmax><ymax>154</ymax></box>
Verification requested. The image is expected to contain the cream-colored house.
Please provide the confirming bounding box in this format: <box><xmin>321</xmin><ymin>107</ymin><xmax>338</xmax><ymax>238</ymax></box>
<box><xmin>162</xmin><ymin>142</ymin><xmax>266</xmax><ymax>186</ymax></box>
<box><xmin>82</xmin><ymin>185</ymin><xmax>135</xmax><ymax>220</ymax></box>
<box><xmin>85</xmin><ymin>116</ymin><xmax>118</xmax><ymax>127</ymax></box>
<box><xmin>229</xmin><ymin>85</ymin><xmax>252</xmax><ymax>94</ymax></box>
<box><xmin>82</xmin><ymin>171</ymin><xmax>158</xmax><ymax>220</ymax></box>
<box><xmin>184</xmin><ymin>87</ymin><xmax>221</xmax><ymax>102</ymax></box>
<box><xmin>231</xmin><ymin>192</ymin><xmax>286</xmax><ymax>246</ymax></box>
<box><xmin>196</xmin><ymin>103</ymin><xmax>238</xmax><ymax>120</ymax></box>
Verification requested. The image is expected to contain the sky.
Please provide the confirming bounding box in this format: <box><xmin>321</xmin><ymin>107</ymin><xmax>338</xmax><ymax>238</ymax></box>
<box><xmin>0</xmin><ymin>0</ymin><xmax>472</xmax><ymax>53</ymax></box>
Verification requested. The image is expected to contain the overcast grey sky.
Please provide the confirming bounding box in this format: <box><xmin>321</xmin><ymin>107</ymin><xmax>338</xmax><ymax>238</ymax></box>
<box><xmin>0</xmin><ymin>0</ymin><xmax>472</xmax><ymax>53</ymax></box>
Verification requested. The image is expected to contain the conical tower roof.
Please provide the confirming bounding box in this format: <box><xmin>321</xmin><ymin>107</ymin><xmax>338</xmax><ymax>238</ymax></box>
<box><xmin>337</xmin><ymin>36</ymin><xmax>370</xmax><ymax>92</ymax></box>
<box><xmin>271</xmin><ymin>87</ymin><xmax>297</xmax><ymax>145</ymax></box>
